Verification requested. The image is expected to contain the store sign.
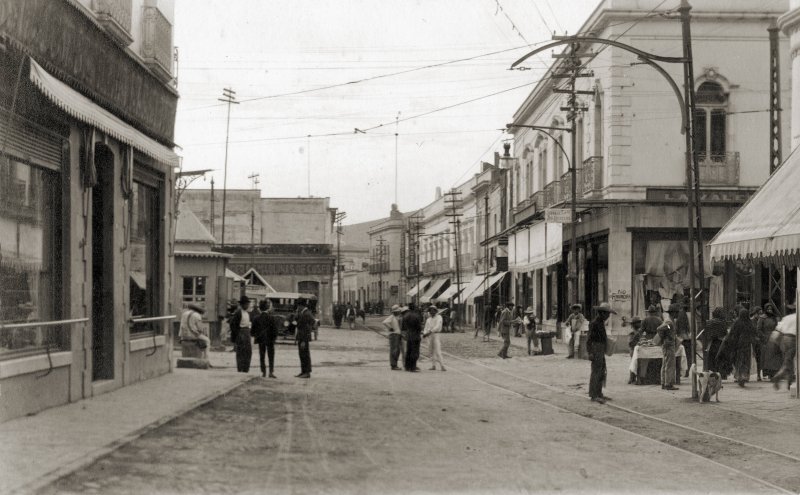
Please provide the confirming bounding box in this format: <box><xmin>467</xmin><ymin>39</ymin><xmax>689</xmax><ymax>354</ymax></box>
<box><xmin>545</xmin><ymin>209</ymin><xmax>572</xmax><ymax>224</ymax></box>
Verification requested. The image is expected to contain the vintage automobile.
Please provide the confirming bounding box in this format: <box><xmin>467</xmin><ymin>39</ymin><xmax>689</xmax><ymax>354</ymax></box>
<box><xmin>263</xmin><ymin>292</ymin><xmax>320</xmax><ymax>340</ymax></box>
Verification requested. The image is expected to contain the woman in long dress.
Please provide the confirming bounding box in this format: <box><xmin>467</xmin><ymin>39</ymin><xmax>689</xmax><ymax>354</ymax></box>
<box><xmin>700</xmin><ymin>307</ymin><xmax>728</xmax><ymax>372</ymax></box>
<box><xmin>759</xmin><ymin>303</ymin><xmax>781</xmax><ymax>379</ymax></box>
<box><xmin>727</xmin><ymin>309</ymin><xmax>757</xmax><ymax>387</ymax></box>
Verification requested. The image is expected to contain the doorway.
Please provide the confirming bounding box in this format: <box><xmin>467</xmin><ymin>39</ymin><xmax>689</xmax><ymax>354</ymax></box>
<box><xmin>92</xmin><ymin>144</ymin><xmax>115</xmax><ymax>381</ymax></box>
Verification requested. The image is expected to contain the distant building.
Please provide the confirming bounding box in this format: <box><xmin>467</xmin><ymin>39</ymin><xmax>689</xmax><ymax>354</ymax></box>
<box><xmin>0</xmin><ymin>1</ymin><xmax>179</xmax><ymax>421</ymax></box>
<box><xmin>180</xmin><ymin>191</ymin><xmax>337</xmax><ymax>323</ymax></box>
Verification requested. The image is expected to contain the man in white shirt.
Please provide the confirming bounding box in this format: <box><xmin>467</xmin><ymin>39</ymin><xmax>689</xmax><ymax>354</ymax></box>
<box><xmin>179</xmin><ymin>303</ymin><xmax>210</xmax><ymax>359</ymax></box>
<box><xmin>382</xmin><ymin>305</ymin><xmax>405</xmax><ymax>370</ymax></box>
<box><xmin>772</xmin><ymin>303</ymin><xmax>797</xmax><ymax>390</ymax></box>
<box><xmin>423</xmin><ymin>306</ymin><xmax>446</xmax><ymax>371</ymax></box>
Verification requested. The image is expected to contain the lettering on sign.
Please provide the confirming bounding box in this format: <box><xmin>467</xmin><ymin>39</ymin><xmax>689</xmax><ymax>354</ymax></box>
<box><xmin>545</xmin><ymin>208</ymin><xmax>572</xmax><ymax>224</ymax></box>
<box><xmin>610</xmin><ymin>289</ymin><xmax>630</xmax><ymax>303</ymax></box>
<box><xmin>232</xmin><ymin>263</ymin><xmax>333</xmax><ymax>276</ymax></box>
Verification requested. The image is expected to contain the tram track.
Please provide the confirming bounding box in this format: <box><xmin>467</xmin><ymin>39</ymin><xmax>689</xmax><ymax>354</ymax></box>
<box><xmin>364</xmin><ymin>322</ymin><xmax>800</xmax><ymax>493</ymax></box>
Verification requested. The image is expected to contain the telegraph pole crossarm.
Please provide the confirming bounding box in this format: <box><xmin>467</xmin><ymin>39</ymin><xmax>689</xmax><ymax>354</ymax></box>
<box><xmin>218</xmin><ymin>87</ymin><xmax>239</xmax><ymax>247</ymax></box>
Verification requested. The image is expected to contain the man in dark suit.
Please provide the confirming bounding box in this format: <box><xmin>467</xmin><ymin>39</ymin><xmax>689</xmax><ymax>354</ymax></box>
<box><xmin>588</xmin><ymin>302</ymin><xmax>616</xmax><ymax>403</ymax></box>
<box><xmin>295</xmin><ymin>300</ymin><xmax>315</xmax><ymax>378</ymax></box>
<box><xmin>252</xmin><ymin>300</ymin><xmax>279</xmax><ymax>378</ymax></box>
<box><xmin>403</xmin><ymin>303</ymin><xmax>423</xmax><ymax>371</ymax></box>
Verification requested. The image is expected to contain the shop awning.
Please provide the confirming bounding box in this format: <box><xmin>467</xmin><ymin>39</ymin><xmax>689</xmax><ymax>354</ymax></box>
<box><xmin>419</xmin><ymin>278</ymin><xmax>449</xmax><ymax>304</ymax></box>
<box><xmin>406</xmin><ymin>278</ymin><xmax>431</xmax><ymax>297</ymax></box>
<box><xmin>453</xmin><ymin>275</ymin><xmax>487</xmax><ymax>304</ymax></box>
<box><xmin>434</xmin><ymin>283</ymin><xmax>461</xmax><ymax>303</ymax></box>
<box><xmin>28</xmin><ymin>58</ymin><xmax>179</xmax><ymax>167</ymax></box>
<box><xmin>709</xmin><ymin>149</ymin><xmax>800</xmax><ymax>264</ymax></box>
<box><xmin>509</xmin><ymin>221</ymin><xmax>562</xmax><ymax>272</ymax></box>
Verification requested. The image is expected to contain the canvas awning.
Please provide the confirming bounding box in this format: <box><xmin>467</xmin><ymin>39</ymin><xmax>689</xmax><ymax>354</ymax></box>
<box><xmin>453</xmin><ymin>275</ymin><xmax>487</xmax><ymax>304</ymax></box>
<box><xmin>28</xmin><ymin>58</ymin><xmax>179</xmax><ymax>167</ymax></box>
<box><xmin>509</xmin><ymin>221</ymin><xmax>562</xmax><ymax>272</ymax></box>
<box><xmin>406</xmin><ymin>278</ymin><xmax>431</xmax><ymax>297</ymax></box>
<box><xmin>456</xmin><ymin>272</ymin><xmax>508</xmax><ymax>304</ymax></box>
<box><xmin>434</xmin><ymin>283</ymin><xmax>461</xmax><ymax>303</ymax></box>
<box><xmin>709</xmin><ymin>149</ymin><xmax>800</xmax><ymax>265</ymax></box>
<box><xmin>419</xmin><ymin>278</ymin><xmax>449</xmax><ymax>304</ymax></box>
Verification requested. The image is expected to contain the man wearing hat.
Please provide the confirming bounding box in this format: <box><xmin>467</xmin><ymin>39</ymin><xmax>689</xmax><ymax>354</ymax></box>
<box><xmin>497</xmin><ymin>302</ymin><xmax>515</xmax><ymax>359</ymax></box>
<box><xmin>403</xmin><ymin>303</ymin><xmax>424</xmax><ymax>371</ymax></box>
<box><xmin>179</xmin><ymin>303</ymin><xmax>210</xmax><ymax>360</ymax></box>
<box><xmin>295</xmin><ymin>299</ymin><xmax>315</xmax><ymax>378</ymax></box>
<box><xmin>565</xmin><ymin>303</ymin><xmax>586</xmax><ymax>359</ymax></box>
<box><xmin>641</xmin><ymin>305</ymin><xmax>663</xmax><ymax>340</ymax></box>
<box><xmin>382</xmin><ymin>304</ymin><xmax>406</xmax><ymax>370</ymax></box>
<box><xmin>422</xmin><ymin>305</ymin><xmax>446</xmax><ymax>371</ymax></box>
<box><xmin>588</xmin><ymin>302</ymin><xmax>616</xmax><ymax>403</ymax></box>
<box><xmin>229</xmin><ymin>296</ymin><xmax>253</xmax><ymax>373</ymax></box>
<box><xmin>523</xmin><ymin>306</ymin><xmax>538</xmax><ymax>356</ymax></box>
<box><xmin>627</xmin><ymin>316</ymin><xmax>643</xmax><ymax>384</ymax></box>
<box><xmin>656</xmin><ymin>303</ymin><xmax>682</xmax><ymax>390</ymax></box>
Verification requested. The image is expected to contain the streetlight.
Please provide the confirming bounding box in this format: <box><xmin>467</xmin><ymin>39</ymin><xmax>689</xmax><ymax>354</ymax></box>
<box><xmin>509</xmin><ymin>1</ymin><xmax>702</xmax><ymax>397</ymax></box>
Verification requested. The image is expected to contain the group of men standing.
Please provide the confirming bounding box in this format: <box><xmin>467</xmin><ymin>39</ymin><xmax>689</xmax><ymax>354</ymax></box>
<box><xmin>228</xmin><ymin>296</ymin><xmax>316</xmax><ymax>379</ymax></box>
<box><xmin>382</xmin><ymin>303</ymin><xmax>447</xmax><ymax>372</ymax></box>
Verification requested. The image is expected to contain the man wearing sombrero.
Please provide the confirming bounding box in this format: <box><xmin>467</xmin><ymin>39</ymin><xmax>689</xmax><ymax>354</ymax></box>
<box><xmin>588</xmin><ymin>302</ymin><xmax>616</xmax><ymax>403</ymax></box>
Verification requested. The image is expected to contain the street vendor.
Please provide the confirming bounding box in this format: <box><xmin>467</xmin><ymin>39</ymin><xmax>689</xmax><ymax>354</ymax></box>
<box><xmin>641</xmin><ymin>305</ymin><xmax>663</xmax><ymax>339</ymax></box>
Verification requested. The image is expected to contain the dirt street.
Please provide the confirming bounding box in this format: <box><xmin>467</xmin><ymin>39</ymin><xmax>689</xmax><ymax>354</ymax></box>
<box><xmin>41</xmin><ymin>326</ymin><xmax>792</xmax><ymax>494</ymax></box>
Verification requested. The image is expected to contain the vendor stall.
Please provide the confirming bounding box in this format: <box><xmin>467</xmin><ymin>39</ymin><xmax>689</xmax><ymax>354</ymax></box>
<box><xmin>629</xmin><ymin>345</ymin><xmax>686</xmax><ymax>385</ymax></box>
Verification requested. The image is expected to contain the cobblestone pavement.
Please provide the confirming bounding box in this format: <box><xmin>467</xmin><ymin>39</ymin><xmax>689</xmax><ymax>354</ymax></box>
<box><xmin>39</xmin><ymin>325</ymin><xmax>800</xmax><ymax>494</ymax></box>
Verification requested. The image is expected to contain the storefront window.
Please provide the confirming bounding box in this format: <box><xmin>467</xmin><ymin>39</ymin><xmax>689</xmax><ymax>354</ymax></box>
<box><xmin>182</xmin><ymin>276</ymin><xmax>206</xmax><ymax>306</ymax></box>
<box><xmin>130</xmin><ymin>179</ymin><xmax>161</xmax><ymax>334</ymax></box>
<box><xmin>0</xmin><ymin>157</ymin><xmax>64</xmax><ymax>357</ymax></box>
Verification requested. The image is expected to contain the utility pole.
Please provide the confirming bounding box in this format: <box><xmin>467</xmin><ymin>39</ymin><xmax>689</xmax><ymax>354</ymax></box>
<box><xmin>395</xmin><ymin>112</ymin><xmax>400</xmax><ymax>206</ymax></box>
<box><xmin>409</xmin><ymin>211</ymin><xmax>424</xmax><ymax>307</ymax></box>
<box><xmin>335</xmin><ymin>211</ymin><xmax>347</xmax><ymax>303</ymax></box>
<box><xmin>769</xmin><ymin>20</ymin><xmax>783</xmax><ymax>175</ymax></box>
<box><xmin>444</xmin><ymin>188</ymin><xmax>463</xmax><ymax>326</ymax></box>
<box><xmin>483</xmin><ymin>191</ymin><xmax>490</xmax><ymax>312</ymax></box>
<box><xmin>248</xmin><ymin>172</ymin><xmax>260</xmax><ymax>270</ymax></box>
<box><xmin>209</xmin><ymin>177</ymin><xmax>215</xmax><ymax>238</ymax></box>
<box><xmin>218</xmin><ymin>87</ymin><xmax>238</xmax><ymax>247</ymax></box>
<box><xmin>679</xmin><ymin>0</ymin><xmax>703</xmax><ymax>399</ymax></box>
<box><xmin>551</xmin><ymin>41</ymin><xmax>592</xmax><ymax>307</ymax></box>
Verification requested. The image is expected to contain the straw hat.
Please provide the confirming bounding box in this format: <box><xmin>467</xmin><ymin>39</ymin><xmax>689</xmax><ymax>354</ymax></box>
<box><xmin>593</xmin><ymin>302</ymin><xmax>617</xmax><ymax>314</ymax></box>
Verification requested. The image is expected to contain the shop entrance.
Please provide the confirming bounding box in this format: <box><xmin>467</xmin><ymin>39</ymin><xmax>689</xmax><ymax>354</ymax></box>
<box><xmin>92</xmin><ymin>144</ymin><xmax>115</xmax><ymax>381</ymax></box>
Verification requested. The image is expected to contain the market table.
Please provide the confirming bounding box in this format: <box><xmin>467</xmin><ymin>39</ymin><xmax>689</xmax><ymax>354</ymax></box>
<box><xmin>628</xmin><ymin>345</ymin><xmax>686</xmax><ymax>385</ymax></box>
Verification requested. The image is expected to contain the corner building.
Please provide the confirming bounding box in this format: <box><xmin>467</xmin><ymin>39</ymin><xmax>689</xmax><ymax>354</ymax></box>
<box><xmin>0</xmin><ymin>1</ymin><xmax>179</xmax><ymax>421</ymax></box>
<box><xmin>506</xmin><ymin>0</ymin><xmax>791</xmax><ymax>340</ymax></box>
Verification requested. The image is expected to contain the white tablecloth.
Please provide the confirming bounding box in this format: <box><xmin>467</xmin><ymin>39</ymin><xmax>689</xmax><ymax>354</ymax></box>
<box><xmin>628</xmin><ymin>344</ymin><xmax>686</xmax><ymax>375</ymax></box>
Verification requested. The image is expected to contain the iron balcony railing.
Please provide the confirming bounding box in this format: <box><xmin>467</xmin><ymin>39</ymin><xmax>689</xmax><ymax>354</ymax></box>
<box><xmin>141</xmin><ymin>5</ymin><xmax>173</xmax><ymax>81</ymax></box>
<box><xmin>93</xmin><ymin>0</ymin><xmax>133</xmax><ymax>46</ymax></box>
<box><xmin>544</xmin><ymin>181</ymin><xmax>561</xmax><ymax>208</ymax></box>
<box><xmin>694</xmin><ymin>152</ymin><xmax>740</xmax><ymax>186</ymax></box>
<box><xmin>582</xmin><ymin>156</ymin><xmax>603</xmax><ymax>197</ymax></box>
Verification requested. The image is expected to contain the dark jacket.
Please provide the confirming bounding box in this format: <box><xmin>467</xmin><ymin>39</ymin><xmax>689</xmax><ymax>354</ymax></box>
<box><xmin>402</xmin><ymin>309</ymin><xmax>423</xmax><ymax>341</ymax></box>
<box><xmin>228</xmin><ymin>308</ymin><xmax>246</xmax><ymax>343</ymax></box>
<box><xmin>641</xmin><ymin>315</ymin><xmax>663</xmax><ymax>338</ymax></box>
<box><xmin>252</xmin><ymin>312</ymin><xmax>279</xmax><ymax>345</ymax></box>
<box><xmin>296</xmin><ymin>307</ymin><xmax>315</xmax><ymax>342</ymax></box>
<box><xmin>587</xmin><ymin>317</ymin><xmax>607</xmax><ymax>346</ymax></box>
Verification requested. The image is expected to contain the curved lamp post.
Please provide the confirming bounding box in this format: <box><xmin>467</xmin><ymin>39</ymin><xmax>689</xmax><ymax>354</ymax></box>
<box><xmin>509</xmin><ymin>5</ymin><xmax>703</xmax><ymax>399</ymax></box>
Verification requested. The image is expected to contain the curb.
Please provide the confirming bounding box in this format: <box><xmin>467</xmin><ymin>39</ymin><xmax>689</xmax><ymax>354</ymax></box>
<box><xmin>11</xmin><ymin>375</ymin><xmax>257</xmax><ymax>495</ymax></box>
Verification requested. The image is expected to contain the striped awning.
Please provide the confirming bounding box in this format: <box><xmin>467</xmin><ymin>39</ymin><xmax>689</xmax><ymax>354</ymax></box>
<box><xmin>434</xmin><ymin>283</ymin><xmax>461</xmax><ymax>303</ymax></box>
<box><xmin>419</xmin><ymin>278</ymin><xmax>449</xmax><ymax>304</ymax></box>
<box><xmin>454</xmin><ymin>275</ymin><xmax>488</xmax><ymax>304</ymax></box>
<box><xmin>28</xmin><ymin>58</ymin><xmax>179</xmax><ymax>167</ymax></box>
<box><xmin>406</xmin><ymin>278</ymin><xmax>431</xmax><ymax>298</ymax></box>
<box><xmin>709</xmin><ymin>148</ymin><xmax>800</xmax><ymax>264</ymax></box>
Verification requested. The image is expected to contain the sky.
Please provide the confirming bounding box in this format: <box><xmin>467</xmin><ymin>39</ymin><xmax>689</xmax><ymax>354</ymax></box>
<box><xmin>174</xmin><ymin>0</ymin><xmax>600</xmax><ymax>224</ymax></box>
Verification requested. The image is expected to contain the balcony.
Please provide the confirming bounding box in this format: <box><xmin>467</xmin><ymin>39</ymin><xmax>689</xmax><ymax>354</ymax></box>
<box><xmin>695</xmin><ymin>152</ymin><xmax>740</xmax><ymax>186</ymax></box>
<box><xmin>93</xmin><ymin>0</ymin><xmax>133</xmax><ymax>47</ymax></box>
<box><xmin>582</xmin><ymin>156</ymin><xmax>603</xmax><ymax>197</ymax></box>
<box><xmin>513</xmin><ymin>197</ymin><xmax>537</xmax><ymax>224</ymax></box>
<box><xmin>531</xmin><ymin>190</ymin><xmax>545</xmax><ymax>210</ymax></box>
<box><xmin>141</xmin><ymin>6</ymin><xmax>173</xmax><ymax>82</ymax></box>
<box><xmin>544</xmin><ymin>181</ymin><xmax>561</xmax><ymax>208</ymax></box>
<box><xmin>560</xmin><ymin>171</ymin><xmax>573</xmax><ymax>203</ymax></box>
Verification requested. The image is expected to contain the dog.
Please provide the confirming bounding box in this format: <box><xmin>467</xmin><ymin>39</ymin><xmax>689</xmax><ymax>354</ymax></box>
<box><xmin>690</xmin><ymin>363</ymin><xmax>723</xmax><ymax>402</ymax></box>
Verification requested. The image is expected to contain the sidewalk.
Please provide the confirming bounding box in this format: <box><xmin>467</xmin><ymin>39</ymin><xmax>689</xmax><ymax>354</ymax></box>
<box><xmin>0</xmin><ymin>362</ymin><xmax>252</xmax><ymax>495</ymax></box>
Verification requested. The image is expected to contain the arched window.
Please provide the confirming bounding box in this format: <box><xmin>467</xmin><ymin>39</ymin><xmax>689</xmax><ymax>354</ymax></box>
<box><xmin>534</xmin><ymin>136</ymin><xmax>546</xmax><ymax>192</ymax></box>
<box><xmin>514</xmin><ymin>165</ymin><xmax>520</xmax><ymax>205</ymax></box>
<box><xmin>525</xmin><ymin>158</ymin><xmax>533</xmax><ymax>198</ymax></box>
<box><xmin>694</xmin><ymin>81</ymin><xmax>728</xmax><ymax>160</ymax></box>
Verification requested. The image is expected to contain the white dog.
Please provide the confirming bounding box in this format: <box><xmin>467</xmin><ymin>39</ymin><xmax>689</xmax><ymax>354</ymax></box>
<box><xmin>690</xmin><ymin>363</ymin><xmax>723</xmax><ymax>402</ymax></box>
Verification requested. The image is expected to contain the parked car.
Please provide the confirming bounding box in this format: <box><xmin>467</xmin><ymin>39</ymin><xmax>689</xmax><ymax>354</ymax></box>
<box><xmin>263</xmin><ymin>292</ymin><xmax>320</xmax><ymax>340</ymax></box>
